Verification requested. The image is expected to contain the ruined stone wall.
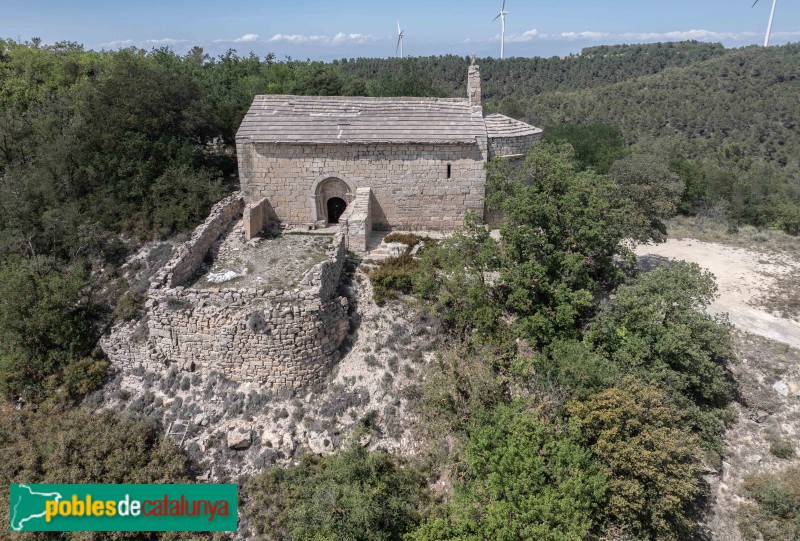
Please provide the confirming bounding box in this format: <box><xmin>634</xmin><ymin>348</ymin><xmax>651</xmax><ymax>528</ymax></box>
<box><xmin>102</xmin><ymin>195</ymin><xmax>349</xmax><ymax>389</ymax></box>
<box><xmin>488</xmin><ymin>133</ymin><xmax>542</xmax><ymax>159</ymax></box>
<box><xmin>243</xmin><ymin>198</ymin><xmax>277</xmax><ymax>241</ymax></box>
<box><xmin>236</xmin><ymin>142</ymin><xmax>487</xmax><ymax>230</ymax></box>
<box><xmin>340</xmin><ymin>187</ymin><xmax>372</xmax><ymax>253</ymax></box>
<box><xmin>168</xmin><ymin>194</ymin><xmax>245</xmax><ymax>287</ymax></box>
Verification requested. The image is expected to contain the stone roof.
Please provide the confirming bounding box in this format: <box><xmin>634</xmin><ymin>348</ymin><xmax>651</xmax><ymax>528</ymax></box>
<box><xmin>237</xmin><ymin>95</ymin><xmax>537</xmax><ymax>145</ymax></box>
<box><xmin>484</xmin><ymin>113</ymin><xmax>543</xmax><ymax>139</ymax></box>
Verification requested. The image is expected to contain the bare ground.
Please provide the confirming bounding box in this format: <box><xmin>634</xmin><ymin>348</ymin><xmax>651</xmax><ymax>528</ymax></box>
<box><xmin>635</xmin><ymin>239</ymin><xmax>800</xmax><ymax>349</ymax></box>
<box><xmin>635</xmin><ymin>238</ymin><xmax>800</xmax><ymax>540</ymax></box>
<box><xmin>95</xmin><ymin>260</ymin><xmax>439</xmax><ymax>483</ymax></box>
<box><xmin>190</xmin><ymin>221</ymin><xmax>333</xmax><ymax>291</ymax></box>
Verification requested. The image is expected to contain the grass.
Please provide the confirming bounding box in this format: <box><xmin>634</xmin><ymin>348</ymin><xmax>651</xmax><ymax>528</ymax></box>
<box><xmin>667</xmin><ymin>215</ymin><xmax>800</xmax><ymax>259</ymax></box>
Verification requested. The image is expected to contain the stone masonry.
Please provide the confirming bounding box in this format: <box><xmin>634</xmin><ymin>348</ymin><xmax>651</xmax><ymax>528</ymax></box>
<box><xmin>235</xmin><ymin>60</ymin><xmax>542</xmax><ymax>231</ymax></box>
<box><xmin>101</xmin><ymin>193</ymin><xmax>349</xmax><ymax>389</ymax></box>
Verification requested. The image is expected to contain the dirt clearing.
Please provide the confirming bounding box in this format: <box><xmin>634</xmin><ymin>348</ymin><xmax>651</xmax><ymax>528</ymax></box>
<box><xmin>635</xmin><ymin>239</ymin><xmax>800</xmax><ymax>349</ymax></box>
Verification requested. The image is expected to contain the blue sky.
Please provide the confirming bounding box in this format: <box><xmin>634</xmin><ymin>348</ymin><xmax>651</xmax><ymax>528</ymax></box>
<box><xmin>2</xmin><ymin>0</ymin><xmax>799</xmax><ymax>60</ymax></box>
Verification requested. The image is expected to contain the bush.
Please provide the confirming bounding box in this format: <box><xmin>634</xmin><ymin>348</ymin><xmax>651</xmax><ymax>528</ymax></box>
<box><xmin>368</xmin><ymin>254</ymin><xmax>419</xmax><ymax>305</ymax></box>
<box><xmin>0</xmin><ymin>257</ymin><xmax>102</xmax><ymax>402</ymax></box>
<box><xmin>585</xmin><ymin>261</ymin><xmax>737</xmax><ymax>452</ymax></box>
<box><xmin>410</xmin><ymin>403</ymin><xmax>607</xmax><ymax>541</ymax></box>
<box><xmin>568</xmin><ymin>377</ymin><xmax>705</xmax><ymax>541</ymax></box>
<box><xmin>770</xmin><ymin>439</ymin><xmax>796</xmax><ymax>459</ymax></box>
<box><xmin>0</xmin><ymin>405</ymin><xmax>201</xmax><ymax>540</ymax></box>
<box><xmin>738</xmin><ymin>467</ymin><xmax>800</xmax><ymax>541</ymax></box>
<box><xmin>383</xmin><ymin>232</ymin><xmax>423</xmax><ymax>247</ymax></box>
<box><xmin>245</xmin><ymin>445</ymin><xmax>429</xmax><ymax>541</ymax></box>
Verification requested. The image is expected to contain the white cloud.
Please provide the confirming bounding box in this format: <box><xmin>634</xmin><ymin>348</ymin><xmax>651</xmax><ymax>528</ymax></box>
<box><xmin>269</xmin><ymin>33</ymin><xmax>329</xmax><ymax>44</ymax></box>
<box><xmin>331</xmin><ymin>32</ymin><xmax>375</xmax><ymax>45</ymax></box>
<box><xmin>620</xmin><ymin>29</ymin><xmax>758</xmax><ymax>41</ymax></box>
<box><xmin>100</xmin><ymin>38</ymin><xmax>188</xmax><ymax>49</ymax></box>
<box><xmin>268</xmin><ymin>33</ymin><xmax>376</xmax><ymax>46</ymax></box>
<box><xmin>233</xmin><ymin>33</ymin><xmax>259</xmax><ymax>43</ymax></box>
<box><xmin>100</xmin><ymin>39</ymin><xmax>135</xmax><ymax>48</ymax></box>
<box><xmin>143</xmin><ymin>38</ymin><xmax>188</xmax><ymax>46</ymax></box>
<box><xmin>506</xmin><ymin>29</ymin><xmax>541</xmax><ymax>43</ymax></box>
<box><xmin>559</xmin><ymin>31</ymin><xmax>611</xmax><ymax>41</ymax></box>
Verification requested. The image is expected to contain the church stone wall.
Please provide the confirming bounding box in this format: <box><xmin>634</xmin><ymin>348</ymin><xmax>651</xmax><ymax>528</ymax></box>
<box><xmin>488</xmin><ymin>133</ymin><xmax>542</xmax><ymax>159</ymax></box>
<box><xmin>236</xmin><ymin>142</ymin><xmax>487</xmax><ymax>230</ymax></box>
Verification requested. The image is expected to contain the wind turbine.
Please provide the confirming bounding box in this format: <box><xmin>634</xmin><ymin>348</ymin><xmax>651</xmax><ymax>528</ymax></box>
<box><xmin>493</xmin><ymin>0</ymin><xmax>508</xmax><ymax>59</ymax></box>
<box><xmin>752</xmin><ymin>0</ymin><xmax>779</xmax><ymax>47</ymax></box>
<box><xmin>396</xmin><ymin>20</ymin><xmax>404</xmax><ymax>58</ymax></box>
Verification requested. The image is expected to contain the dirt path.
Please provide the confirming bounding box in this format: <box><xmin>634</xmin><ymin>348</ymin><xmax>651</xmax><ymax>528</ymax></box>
<box><xmin>635</xmin><ymin>239</ymin><xmax>800</xmax><ymax>349</ymax></box>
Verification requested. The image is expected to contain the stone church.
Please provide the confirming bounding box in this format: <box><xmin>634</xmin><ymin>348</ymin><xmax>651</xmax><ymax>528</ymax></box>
<box><xmin>235</xmin><ymin>60</ymin><xmax>541</xmax><ymax>246</ymax></box>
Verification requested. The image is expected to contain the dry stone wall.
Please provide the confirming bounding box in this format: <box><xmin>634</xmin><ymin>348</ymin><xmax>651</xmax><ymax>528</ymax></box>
<box><xmin>237</xmin><ymin>142</ymin><xmax>487</xmax><ymax>230</ymax></box>
<box><xmin>102</xmin><ymin>193</ymin><xmax>349</xmax><ymax>389</ymax></box>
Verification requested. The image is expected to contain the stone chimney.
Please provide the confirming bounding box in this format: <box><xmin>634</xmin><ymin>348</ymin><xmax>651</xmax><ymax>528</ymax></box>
<box><xmin>468</xmin><ymin>54</ymin><xmax>482</xmax><ymax>114</ymax></box>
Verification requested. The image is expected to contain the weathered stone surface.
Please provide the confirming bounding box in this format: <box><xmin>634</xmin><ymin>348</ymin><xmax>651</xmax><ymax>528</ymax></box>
<box><xmin>307</xmin><ymin>429</ymin><xmax>336</xmax><ymax>455</ymax></box>
<box><xmin>100</xmin><ymin>194</ymin><xmax>350</xmax><ymax>390</ymax></box>
<box><xmin>235</xmin><ymin>63</ymin><xmax>542</xmax><ymax>231</ymax></box>
<box><xmin>227</xmin><ymin>426</ymin><xmax>252</xmax><ymax>450</ymax></box>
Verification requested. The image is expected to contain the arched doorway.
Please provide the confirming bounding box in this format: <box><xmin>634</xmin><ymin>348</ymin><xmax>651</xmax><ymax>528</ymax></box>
<box><xmin>314</xmin><ymin>177</ymin><xmax>352</xmax><ymax>225</ymax></box>
<box><xmin>327</xmin><ymin>197</ymin><xmax>347</xmax><ymax>224</ymax></box>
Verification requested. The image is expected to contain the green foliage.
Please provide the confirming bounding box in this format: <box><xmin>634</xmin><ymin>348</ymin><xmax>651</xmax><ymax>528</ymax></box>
<box><xmin>245</xmin><ymin>445</ymin><xmax>428</xmax><ymax>541</ymax></box>
<box><xmin>738</xmin><ymin>467</ymin><xmax>800</xmax><ymax>541</ymax></box>
<box><xmin>414</xmin><ymin>213</ymin><xmax>504</xmax><ymax>342</ymax></box>
<box><xmin>542</xmin><ymin>123</ymin><xmax>626</xmax><ymax>174</ymax></box>
<box><xmin>0</xmin><ymin>404</ymin><xmax>205</xmax><ymax>540</ymax></box>
<box><xmin>382</xmin><ymin>232</ymin><xmax>424</xmax><ymax>246</ymax></box>
<box><xmin>368</xmin><ymin>254</ymin><xmax>419</xmax><ymax>306</ymax></box>
<box><xmin>415</xmin><ymin>348</ymin><xmax>504</xmax><ymax>440</ymax></box>
<box><xmin>410</xmin><ymin>403</ymin><xmax>607</xmax><ymax>541</ymax></box>
<box><xmin>147</xmin><ymin>165</ymin><xmax>225</xmax><ymax>237</ymax></box>
<box><xmin>585</xmin><ymin>262</ymin><xmax>736</xmax><ymax>451</ymax></box>
<box><xmin>568</xmin><ymin>377</ymin><xmax>705</xmax><ymax>540</ymax></box>
<box><xmin>608</xmin><ymin>153</ymin><xmax>683</xmax><ymax>242</ymax></box>
<box><xmin>540</xmin><ymin>339</ymin><xmax>620</xmax><ymax>400</ymax></box>
<box><xmin>0</xmin><ymin>257</ymin><xmax>102</xmax><ymax>402</ymax></box>
<box><xmin>769</xmin><ymin>439</ymin><xmax>796</xmax><ymax>459</ymax></box>
<box><xmin>489</xmin><ymin>143</ymin><xmax>639</xmax><ymax>346</ymax></box>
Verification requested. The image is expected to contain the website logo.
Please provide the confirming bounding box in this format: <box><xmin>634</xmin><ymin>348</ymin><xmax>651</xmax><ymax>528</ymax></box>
<box><xmin>9</xmin><ymin>484</ymin><xmax>237</xmax><ymax>532</ymax></box>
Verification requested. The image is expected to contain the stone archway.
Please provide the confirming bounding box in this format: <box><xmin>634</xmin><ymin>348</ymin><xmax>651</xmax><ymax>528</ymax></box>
<box><xmin>314</xmin><ymin>177</ymin><xmax>352</xmax><ymax>225</ymax></box>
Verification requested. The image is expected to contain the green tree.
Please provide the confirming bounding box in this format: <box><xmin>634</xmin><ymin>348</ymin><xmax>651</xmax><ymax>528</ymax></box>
<box><xmin>543</xmin><ymin>123</ymin><xmax>626</xmax><ymax>174</ymax></box>
<box><xmin>245</xmin><ymin>445</ymin><xmax>429</xmax><ymax>541</ymax></box>
<box><xmin>0</xmin><ymin>257</ymin><xmax>102</xmax><ymax>401</ymax></box>
<box><xmin>568</xmin><ymin>377</ymin><xmax>705</xmax><ymax>541</ymax></box>
<box><xmin>608</xmin><ymin>153</ymin><xmax>683</xmax><ymax>242</ymax></box>
<box><xmin>410</xmin><ymin>403</ymin><xmax>607</xmax><ymax>541</ymax></box>
<box><xmin>584</xmin><ymin>262</ymin><xmax>736</xmax><ymax>451</ymax></box>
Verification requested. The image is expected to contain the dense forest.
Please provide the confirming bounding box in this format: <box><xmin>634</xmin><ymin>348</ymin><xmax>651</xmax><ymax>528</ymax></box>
<box><xmin>1</xmin><ymin>38</ymin><xmax>799</xmax><ymax>540</ymax></box>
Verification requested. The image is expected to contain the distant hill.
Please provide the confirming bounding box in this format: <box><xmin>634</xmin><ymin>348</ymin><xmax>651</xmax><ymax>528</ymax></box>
<box><xmin>521</xmin><ymin>44</ymin><xmax>800</xmax><ymax>167</ymax></box>
<box><xmin>335</xmin><ymin>41</ymin><xmax>728</xmax><ymax>99</ymax></box>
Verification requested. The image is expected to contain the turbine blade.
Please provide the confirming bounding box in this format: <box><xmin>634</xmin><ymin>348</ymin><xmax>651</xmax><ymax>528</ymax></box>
<box><xmin>397</xmin><ymin>20</ymin><xmax>401</xmax><ymax>33</ymax></box>
<box><xmin>752</xmin><ymin>0</ymin><xmax>760</xmax><ymax>6</ymax></box>
<box><xmin>502</xmin><ymin>0</ymin><xmax>506</xmax><ymax>11</ymax></box>
<box><xmin>493</xmin><ymin>13</ymin><xmax>501</xmax><ymax>21</ymax></box>
<box><xmin>396</xmin><ymin>36</ymin><xmax>401</xmax><ymax>54</ymax></box>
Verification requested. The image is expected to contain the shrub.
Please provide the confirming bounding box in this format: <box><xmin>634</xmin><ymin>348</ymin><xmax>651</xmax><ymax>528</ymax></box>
<box><xmin>410</xmin><ymin>403</ymin><xmax>607</xmax><ymax>541</ymax></box>
<box><xmin>770</xmin><ymin>439</ymin><xmax>796</xmax><ymax>459</ymax></box>
<box><xmin>245</xmin><ymin>445</ymin><xmax>429</xmax><ymax>541</ymax></box>
<box><xmin>738</xmin><ymin>467</ymin><xmax>800</xmax><ymax>541</ymax></box>
<box><xmin>368</xmin><ymin>254</ymin><xmax>419</xmax><ymax>305</ymax></box>
<box><xmin>568</xmin><ymin>377</ymin><xmax>705</xmax><ymax>540</ymax></box>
